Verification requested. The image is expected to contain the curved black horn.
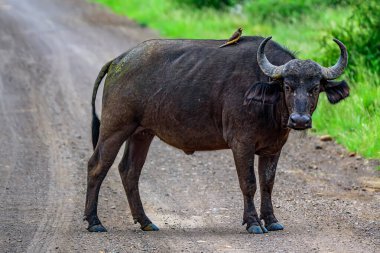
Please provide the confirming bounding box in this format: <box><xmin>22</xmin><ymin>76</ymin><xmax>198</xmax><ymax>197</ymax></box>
<box><xmin>257</xmin><ymin>36</ymin><xmax>285</xmax><ymax>79</ymax></box>
<box><xmin>321</xmin><ymin>39</ymin><xmax>348</xmax><ymax>80</ymax></box>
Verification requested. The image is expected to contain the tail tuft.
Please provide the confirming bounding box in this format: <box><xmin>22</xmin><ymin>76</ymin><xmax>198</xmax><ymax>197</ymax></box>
<box><xmin>91</xmin><ymin>106</ymin><xmax>100</xmax><ymax>149</ymax></box>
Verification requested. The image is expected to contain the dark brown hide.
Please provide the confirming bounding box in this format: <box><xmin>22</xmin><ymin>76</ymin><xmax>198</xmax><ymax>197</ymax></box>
<box><xmin>84</xmin><ymin>36</ymin><xmax>349</xmax><ymax>234</ymax></box>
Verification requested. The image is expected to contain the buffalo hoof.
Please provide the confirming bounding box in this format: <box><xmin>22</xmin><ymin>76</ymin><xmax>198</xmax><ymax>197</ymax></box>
<box><xmin>141</xmin><ymin>223</ymin><xmax>159</xmax><ymax>231</ymax></box>
<box><xmin>87</xmin><ymin>224</ymin><xmax>107</xmax><ymax>232</ymax></box>
<box><xmin>247</xmin><ymin>225</ymin><xmax>268</xmax><ymax>234</ymax></box>
<box><xmin>266</xmin><ymin>222</ymin><xmax>284</xmax><ymax>231</ymax></box>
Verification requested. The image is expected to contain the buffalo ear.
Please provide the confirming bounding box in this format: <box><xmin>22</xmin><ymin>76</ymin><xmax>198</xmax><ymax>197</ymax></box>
<box><xmin>322</xmin><ymin>80</ymin><xmax>350</xmax><ymax>104</ymax></box>
<box><xmin>243</xmin><ymin>82</ymin><xmax>281</xmax><ymax>106</ymax></box>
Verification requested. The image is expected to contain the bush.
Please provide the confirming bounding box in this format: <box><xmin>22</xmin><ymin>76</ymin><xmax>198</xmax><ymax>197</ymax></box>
<box><xmin>313</xmin><ymin>0</ymin><xmax>380</xmax><ymax>158</ymax></box>
<box><xmin>244</xmin><ymin>0</ymin><xmax>349</xmax><ymax>24</ymax></box>
<box><xmin>320</xmin><ymin>0</ymin><xmax>380</xmax><ymax>79</ymax></box>
<box><xmin>178</xmin><ymin>0</ymin><xmax>238</xmax><ymax>9</ymax></box>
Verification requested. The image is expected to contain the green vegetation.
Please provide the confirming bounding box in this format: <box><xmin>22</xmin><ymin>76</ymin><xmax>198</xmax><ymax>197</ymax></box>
<box><xmin>92</xmin><ymin>0</ymin><xmax>379</xmax><ymax>158</ymax></box>
<box><xmin>178</xmin><ymin>0</ymin><xmax>239</xmax><ymax>9</ymax></box>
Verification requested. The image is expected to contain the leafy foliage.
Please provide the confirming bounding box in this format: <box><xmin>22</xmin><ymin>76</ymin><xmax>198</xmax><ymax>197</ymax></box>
<box><xmin>244</xmin><ymin>0</ymin><xmax>350</xmax><ymax>24</ymax></box>
<box><xmin>322</xmin><ymin>0</ymin><xmax>380</xmax><ymax>78</ymax></box>
<box><xmin>178</xmin><ymin>0</ymin><xmax>238</xmax><ymax>9</ymax></box>
<box><xmin>312</xmin><ymin>0</ymin><xmax>380</xmax><ymax>158</ymax></box>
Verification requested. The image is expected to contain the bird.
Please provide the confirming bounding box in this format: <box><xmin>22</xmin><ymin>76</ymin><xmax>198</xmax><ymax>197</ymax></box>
<box><xmin>219</xmin><ymin>28</ymin><xmax>243</xmax><ymax>48</ymax></box>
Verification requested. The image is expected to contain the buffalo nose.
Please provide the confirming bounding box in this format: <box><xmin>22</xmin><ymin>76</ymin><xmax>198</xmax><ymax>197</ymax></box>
<box><xmin>288</xmin><ymin>113</ymin><xmax>312</xmax><ymax>130</ymax></box>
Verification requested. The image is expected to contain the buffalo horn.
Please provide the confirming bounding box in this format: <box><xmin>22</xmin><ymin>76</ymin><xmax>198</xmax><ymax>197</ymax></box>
<box><xmin>257</xmin><ymin>36</ymin><xmax>285</xmax><ymax>79</ymax></box>
<box><xmin>320</xmin><ymin>39</ymin><xmax>348</xmax><ymax>80</ymax></box>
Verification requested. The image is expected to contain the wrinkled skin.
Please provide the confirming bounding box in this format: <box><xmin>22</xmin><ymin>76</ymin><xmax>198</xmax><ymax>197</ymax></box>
<box><xmin>84</xmin><ymin>36</ymin><xmax>350</xmax><ymax>234</ymax></box>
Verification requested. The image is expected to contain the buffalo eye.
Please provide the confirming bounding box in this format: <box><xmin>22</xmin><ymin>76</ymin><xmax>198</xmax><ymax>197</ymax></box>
<box><xmin>284</xmin><ymin>84</ymin><xmax>291</xmax><ymax>92</ymax></box>
<box><xmin>308</xmin><ymin>86</ymin><xmax>319</xmax><ymax>96</ymax></box>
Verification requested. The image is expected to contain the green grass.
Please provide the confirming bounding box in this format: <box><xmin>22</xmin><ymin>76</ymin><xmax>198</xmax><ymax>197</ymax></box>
<box><xmin>313</xmin><ymin>68</ymin><xmax>380</xmax><ymax>158</ymax></box>
<box><xmin>92</xmin><ymin>0</ymin><xmax>380</xmax><ymax>159</ymax></box>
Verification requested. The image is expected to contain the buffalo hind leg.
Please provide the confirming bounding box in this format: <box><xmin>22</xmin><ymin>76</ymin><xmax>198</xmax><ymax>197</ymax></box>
<box><xmin>84</xmin><ymin>124</ymin><xmax>137</xmax><ymax>232</ymax></box>
<box><xmin>258</xmin><ymin>153</ymin><xmax>284</xmax><ymax>231</ymax></box>
<box><xmin>118</xmin><ymin>130</ymin><xmax>158</xmax><ymax>231</ymax></box>
<box><xmin>231</xmin><ymin>141</ymin><xmax>268</xmax><ymax>234</ymax></box>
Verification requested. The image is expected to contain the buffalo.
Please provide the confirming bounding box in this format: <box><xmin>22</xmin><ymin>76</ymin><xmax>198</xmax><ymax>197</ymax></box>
<box><xmin>84</xmin><ymin>36</ymin><xmax>349</xmax><ymax>234</ymax></box>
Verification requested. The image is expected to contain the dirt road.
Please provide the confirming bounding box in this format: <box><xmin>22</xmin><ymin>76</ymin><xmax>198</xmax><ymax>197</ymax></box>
<box><xmin>0</xmin><ymin>0</ymin><xmax>379</xmax><ymax>252</ymax></box>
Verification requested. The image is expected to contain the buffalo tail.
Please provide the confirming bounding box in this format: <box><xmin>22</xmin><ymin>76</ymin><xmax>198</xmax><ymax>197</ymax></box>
<box><xmin>91</xmin><ymin>60</ymin><xmax>112</xmax><ymax>149</ymax></box>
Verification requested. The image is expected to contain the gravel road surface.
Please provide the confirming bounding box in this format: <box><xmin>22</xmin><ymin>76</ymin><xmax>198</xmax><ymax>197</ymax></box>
<box><xmin>0</xmin><ymin>0</ymin><xmax>379</xmax><ymax>252</ymax></box>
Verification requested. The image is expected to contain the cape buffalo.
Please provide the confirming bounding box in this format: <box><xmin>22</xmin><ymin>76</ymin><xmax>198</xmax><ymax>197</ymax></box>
<box><xmin>84</xmin><ymin>36</ymin><xmax>349</xmax><ymax>234</ymax></box>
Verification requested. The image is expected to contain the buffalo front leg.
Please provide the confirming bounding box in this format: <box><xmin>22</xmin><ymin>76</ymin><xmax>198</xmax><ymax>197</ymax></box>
<box><xmin>231</xmin><ymin>143</ymin><xmax>268</xmax><ymax>234</ymax></box>
<box><xmin>258</xmin><ymin>153</ymin><xmax>284</xmax><ymax>231</ymax></box>
<box><xmin>118</xmin><ymin>131</ymin><xmax>158</xmax><ymax>231</ymax></box>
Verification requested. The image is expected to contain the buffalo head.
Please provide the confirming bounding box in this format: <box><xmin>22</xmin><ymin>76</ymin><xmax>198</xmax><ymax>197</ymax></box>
<box><xmin>255</xmin><ymin>37</ymin><xmax>349</xmax><ymax>130</ymax></box>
